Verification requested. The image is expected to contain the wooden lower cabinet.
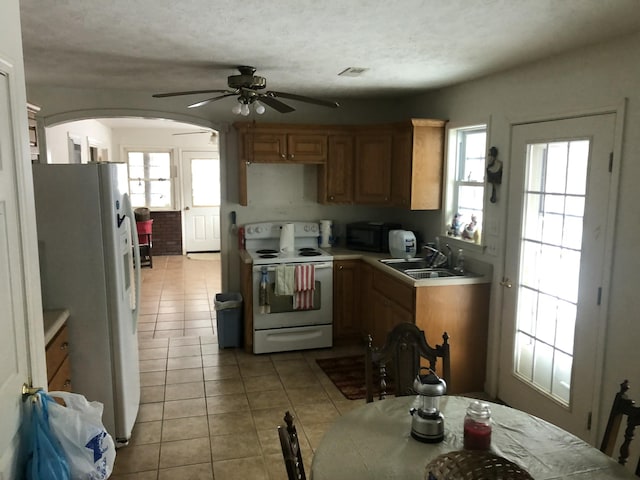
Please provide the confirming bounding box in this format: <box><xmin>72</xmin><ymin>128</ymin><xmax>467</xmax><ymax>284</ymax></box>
<box><xmin>45</xmin><ymin>324</ymin><xmax>72</xmax><ymax>393</ymax></box>
<box><xmin>333</xmin><ymin>260</ymin><xmax>362</xmax><ymax>343</ymax></box>
<box><xmin>415</xmin><ymin>283</ymin><xmax>490</xmax><ymax>394</ymax></box>
<box><xmin>362</xmin><ymin>261</ymin><xmax>490</xmax><ymax>394</ymax></box>
<box><xmin>369</xmin><ymin>268</ymin><xmax>415</xmax><ymax>347</ymax></box>
<box><xmin>240</xmin><ymin>260</ymin><xmax>254</xmax><ymax>353</ymax></box>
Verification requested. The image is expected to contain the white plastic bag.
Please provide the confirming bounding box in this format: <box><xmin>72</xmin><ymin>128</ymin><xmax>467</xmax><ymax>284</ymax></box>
<box><xmin>45</xmin><ymin>391</ymin><xmax>116</xmax><ymax>480</ymax></box>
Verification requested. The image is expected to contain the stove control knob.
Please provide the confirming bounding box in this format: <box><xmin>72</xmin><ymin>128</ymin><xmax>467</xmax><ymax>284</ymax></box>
<box><xmin>254</xmin><ymin>226</ymin><xmax>262</xmax><ymax>234</ymax></box>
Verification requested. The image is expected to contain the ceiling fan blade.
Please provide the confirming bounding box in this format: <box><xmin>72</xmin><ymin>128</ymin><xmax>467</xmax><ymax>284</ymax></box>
<box><xmin>267</xmin><ymin>91</ymin><xmax>339</xmax><ymax>108</ymax></box>
<box><xmin>152</xmin><ymin>89</ymin><xmax>231</xmax><ymax>98</ymax></box>
<box><xmin>172</xmin><ymin>130</ymin><xmax>213</xmax><ymax>136</ymax></box>
<box><xmin>188</xmin><ymin>93</ymin><xmax>237</xmax><ymax>109</ymax></box>
<box><xmin>258</xmin><ymin>95</ymin><xmax>295</xmax><ymax>113</ymax></box>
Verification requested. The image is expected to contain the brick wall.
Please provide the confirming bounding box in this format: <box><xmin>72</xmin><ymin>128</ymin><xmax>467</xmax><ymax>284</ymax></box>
<box><xmin>149</xmin><ymin>211</ymin><xmax>182</xmax><ymax>255</ymax></box>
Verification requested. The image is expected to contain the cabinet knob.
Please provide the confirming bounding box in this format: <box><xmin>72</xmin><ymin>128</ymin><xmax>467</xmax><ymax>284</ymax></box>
<box><xmin>60</xmin><ymin>341</ymin><xmax>69</xmax><ymax>350</ymax></box>
<box><xmin>339</xmin><ymin>265</ymin><xmax>344</xmax><ymax>270</ymax></box>
<box><xmin>281</xmin><ymin>153</ymin><xmax>286</xmax><ymax>159</ymax></box>
<box><xmin>329</xmin><ymin>196</ymin><xmax>335</xmax><ymax>200</ymax></box>
<box><xmin>290</xmin><ymin>154</ymin><xmax>295</xmax><ymax>159</ymax></box>
<box><xmin>63</xmin><ymin>380</ymin><xmax>72</xmax><ymax>388</ymax></box>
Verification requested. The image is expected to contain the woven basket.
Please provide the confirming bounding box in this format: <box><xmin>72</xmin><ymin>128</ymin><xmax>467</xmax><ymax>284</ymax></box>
<box><xmin>425</xmin><ymin>450</ymin><xmax>534</xmax><ymax>480</ymax></box>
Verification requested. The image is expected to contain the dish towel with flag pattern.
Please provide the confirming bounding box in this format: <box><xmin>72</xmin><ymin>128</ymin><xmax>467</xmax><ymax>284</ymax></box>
<box><xmin>294</xmin><ymin>264</ymin><xmax>315</xmax><ymax>310</ymax></box>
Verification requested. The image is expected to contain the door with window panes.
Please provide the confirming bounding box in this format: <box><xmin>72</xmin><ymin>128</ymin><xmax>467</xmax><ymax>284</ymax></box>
<box><xmin>181</xmin><ymin>151</ymin><xmax>220</xmax><ymax>252</ymax></box>
<box><xmin>499</xmin><ymin>114</ymin><xmax>616</xmax><ymax>441</ymax></box>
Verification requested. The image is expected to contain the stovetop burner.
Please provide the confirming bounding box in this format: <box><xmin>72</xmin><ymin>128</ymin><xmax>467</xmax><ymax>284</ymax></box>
<box><xmin>259</xmin><ymin>254</ymin><xmax>278</xmax><ymax>259</ymax></box>
<box><xmin>299</xmin><ymin>250</ymin><xmax>322</xmax><ymax>256</ymax></box>
<box><xmin>256</xmin><ymin>249</ymin><xmax>278</xmax><ymax>254</ymax></box>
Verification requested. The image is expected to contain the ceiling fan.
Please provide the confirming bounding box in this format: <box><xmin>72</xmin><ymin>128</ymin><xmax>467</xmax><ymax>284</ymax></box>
<box><xmin>152</xmin><ymin>66</ymin><xmax>340</xmax><ymax>115</ymax></box>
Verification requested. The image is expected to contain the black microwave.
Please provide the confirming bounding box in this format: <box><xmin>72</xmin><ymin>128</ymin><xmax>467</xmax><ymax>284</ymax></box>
<box><xmin>346</xmin><ymin>222</ymin><xmax>402</xmax><ymax>252</ymax></box>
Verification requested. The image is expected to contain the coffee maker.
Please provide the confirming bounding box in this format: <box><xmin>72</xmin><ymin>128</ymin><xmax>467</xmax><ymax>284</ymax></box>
<box><xmin>409</xmin><ymin>369</ymin><xmax>446</xmax><ymax>443</ymax></box>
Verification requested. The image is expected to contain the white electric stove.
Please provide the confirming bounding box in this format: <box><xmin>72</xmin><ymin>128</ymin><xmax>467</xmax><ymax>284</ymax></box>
<box><xmin>244</xmin><ymin>221</ymin><xmax>334</xmax><ymax>354</ymax></box>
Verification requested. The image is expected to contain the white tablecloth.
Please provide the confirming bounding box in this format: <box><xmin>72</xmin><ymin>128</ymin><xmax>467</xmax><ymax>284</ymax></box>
<box><xmin>311</xmin><ymin>396</ymin><xmax>635</xmax><ymax>479</ymax></box>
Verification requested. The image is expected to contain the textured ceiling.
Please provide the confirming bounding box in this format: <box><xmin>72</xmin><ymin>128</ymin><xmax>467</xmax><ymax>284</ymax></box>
<box><xmin>19</xmin><ymin>0</ymin><xmax>640</xmax><ymax>103</ymax></box>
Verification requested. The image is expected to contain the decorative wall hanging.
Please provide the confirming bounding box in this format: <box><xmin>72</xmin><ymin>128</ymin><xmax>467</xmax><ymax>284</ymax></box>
<box><xmin>486</xmin><ymin>146</ymin><xmax>503</xmax><ymax>203</ymax></box>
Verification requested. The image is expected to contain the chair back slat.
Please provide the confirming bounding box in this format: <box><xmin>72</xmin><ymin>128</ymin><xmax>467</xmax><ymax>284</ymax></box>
<box><xmin>278</xmin><ymin>411</ymin><xmax>306</xmax><ymax>480</ymax></box>
<box><xmin>600</xmin><ymin>379</ymin><xmax>640</xmax><ymax>476</ymax></box>
<box><xmin>365</xmin><ymin>323</ymin><xmax>450</xmax><ymax>403</ymax></box>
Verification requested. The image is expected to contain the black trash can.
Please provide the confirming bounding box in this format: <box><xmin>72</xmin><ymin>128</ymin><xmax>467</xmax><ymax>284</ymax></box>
<box><xmin>214</xmin><ymin>293</ymin><xmax>243</xmax><ymax>348</ymax></box>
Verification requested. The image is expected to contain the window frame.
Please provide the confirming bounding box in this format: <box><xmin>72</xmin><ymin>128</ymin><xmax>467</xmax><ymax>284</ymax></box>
<box><xmin>124</xmin><ymin>147</ymin><xmax>177</xmax><ymax>211</ymax></box>
<box><xmin>442</xmin><ymin>122</ymin><xmax>489</xmax><ymax>252</ymax></box>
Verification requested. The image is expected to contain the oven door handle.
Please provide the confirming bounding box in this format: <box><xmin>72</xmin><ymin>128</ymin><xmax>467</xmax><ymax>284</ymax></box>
<box><xmin>253</xmin><ymin>262</ymin><xmax>333</xmax><ymax>273</ymax></box>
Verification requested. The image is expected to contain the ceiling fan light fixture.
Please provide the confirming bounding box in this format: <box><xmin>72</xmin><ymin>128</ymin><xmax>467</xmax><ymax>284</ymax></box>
<box><xmin>254</xmin><ymin>100</ymin><xmax>266</xmax><ymax>115</ymax></box>
<box><xmin>231</xmin><ymin>102</ymin><xmax>242</xmax><ymax>115</ymax></box>
<box><xmin>240</xmin><ymin>103</ymin><xmax>250</xmax><ymax>116</ymax></box>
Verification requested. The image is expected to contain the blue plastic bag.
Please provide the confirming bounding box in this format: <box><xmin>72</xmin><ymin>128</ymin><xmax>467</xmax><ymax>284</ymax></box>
<box><xmin>25</xmin><ymin>391</ymin><xmax>71</xmax><ymax>480</ymax></box>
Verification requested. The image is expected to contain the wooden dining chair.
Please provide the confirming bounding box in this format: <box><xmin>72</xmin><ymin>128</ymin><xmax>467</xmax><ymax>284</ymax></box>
<box><xmin>278</xmin><ymin>410</ymin><xmax>306</xmax><ymax>480</ymax></box>
<box><xmin>365</xmin><ymin>322</ymin><xmax>450</xmax><ymax>403</ymax></box>
<box><xmin>600</xmin><ymin>379</ymin><xmax>640</xmax><ymax>476</ymax></box>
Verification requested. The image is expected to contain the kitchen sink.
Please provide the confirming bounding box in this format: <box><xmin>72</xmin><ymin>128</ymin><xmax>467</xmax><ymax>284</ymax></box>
<box><xmin>403</xmin><ymin>268</ymin><xmax>464</xmax><ymax>279</ymax></box>
<box><xmin>379</xmin><ymin>258</ymin><xmax>469</xmax><ymax>279</ymax></box>
<box><xmin>379</xmin><ymin>258</ymin><xmax>432</xmax><ymax>271</ymax></box>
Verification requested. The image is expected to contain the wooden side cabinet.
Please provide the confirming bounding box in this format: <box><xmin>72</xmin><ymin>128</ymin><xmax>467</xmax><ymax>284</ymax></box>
<box><xmin>391</xmin><ymin>119</ymin><xmax>446</xmax><ymax>210</ymax></box>
<box><xmin>333</xmin><ymin>260</ymin><xmax>362</xmax><ymax>342</ymax></box>
<box><xmin>415</xmin><ymin>283</ymin><xmax>490</xmax><ymax>394</ymax></box>
<box><xmin>46</xmin><ymin>324</ymin><xmax>72</xmax><ymax>392</ymax></box>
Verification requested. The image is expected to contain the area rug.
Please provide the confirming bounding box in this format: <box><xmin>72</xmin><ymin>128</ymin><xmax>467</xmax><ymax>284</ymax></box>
<box><xmin>316</xmin><ymin>355</ymin><xmax>395</xmax><ymax>400</ymax></box>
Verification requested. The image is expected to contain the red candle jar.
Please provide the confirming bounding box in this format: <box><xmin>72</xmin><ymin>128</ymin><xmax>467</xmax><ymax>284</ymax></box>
<box><xmin>463</xmin><ymin>401</ymin><xmax>492</xmax><ymax>450</ymax></box>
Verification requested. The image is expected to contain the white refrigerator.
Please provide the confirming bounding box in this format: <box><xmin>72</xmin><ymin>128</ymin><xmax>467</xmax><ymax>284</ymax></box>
<box><xmin>32</xmin><ymin>162</ymin><xmax>141</xmax><ymax>445</ymax></box>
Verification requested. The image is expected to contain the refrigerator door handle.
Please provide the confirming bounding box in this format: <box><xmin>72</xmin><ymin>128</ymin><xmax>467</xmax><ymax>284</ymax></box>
<box><xmin>123</xmin><ymin>193</ymin><xmax>141</xmax><ymax>332</ymax></box>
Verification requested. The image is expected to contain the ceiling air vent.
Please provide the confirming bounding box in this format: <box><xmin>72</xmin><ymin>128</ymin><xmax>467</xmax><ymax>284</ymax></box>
<box><xmin>338</xmin><ymin>67</ymin><xmax>368</xmax><ymax>77</ymax></box>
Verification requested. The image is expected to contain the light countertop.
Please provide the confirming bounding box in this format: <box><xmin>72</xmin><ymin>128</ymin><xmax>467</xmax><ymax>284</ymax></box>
<box><xmin>240</xmin><ymin>247</ymin><xmax>492</xmax><ymax>287</ymax></box>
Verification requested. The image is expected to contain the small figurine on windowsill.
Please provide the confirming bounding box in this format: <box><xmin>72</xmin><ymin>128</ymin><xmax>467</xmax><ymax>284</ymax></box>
<box><xmin>447</xmin><ymin>213</ymin><xmax>462</xmax><ymax>237</ymax></box>
<box><xmin>461</xmin><ymin>214</ymin><xmax>478</xmax><ymax>241</ymax></box>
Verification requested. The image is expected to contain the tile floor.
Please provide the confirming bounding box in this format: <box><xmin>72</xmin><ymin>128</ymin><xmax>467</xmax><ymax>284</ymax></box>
<box><xmin>111</xmin><ymin>254</ymin><xmax>364</xmax><ymax>479</ymax></box>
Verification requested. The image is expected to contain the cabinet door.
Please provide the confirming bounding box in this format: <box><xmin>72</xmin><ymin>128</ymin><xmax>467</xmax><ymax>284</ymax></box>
<box><xmin>334</xmin><ymin>260</ymin><xmax>361</xmax><ymax>341</ymax></box>
<box><xmin>391</xmin><ymin>128</ymin><xmax>413</xmax><ymax>207</ymax></box>
<box><xmin>415</xmin><ymin>283</ymin><xmax>490</xmax><ymax>394</ymax></box>
<box><xmin>325</xmin><ymin>135</ymin><xmax>354</xmax><ymax>203</ymax></box>
<box><xmin>248</xmin><ymin>131</ymin><xmax>288</xmax><ymax>162</ymax></box>
<box><xmin>354</xmin><ymin>134</ymin><xmax>392</xmax><ymax>204</ymax></box>
<box><xmin>360</xmin><ymin>262</ymin><xmax>374</xmax><ymax>338</ymax></box>
<box><xmin>240</xmin><ymin>261</ymin><xmax>254</xmax><ymax>353</ymax></box>
<box><xmin>287</xmin><ymin>134</ymin><xmax>327</xmax><ymax>163</ymax></box>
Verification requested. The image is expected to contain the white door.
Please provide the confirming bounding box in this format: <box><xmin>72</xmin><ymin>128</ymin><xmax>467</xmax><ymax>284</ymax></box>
<box><xmin>181</xmin><ymin>151</ymin><xmax>221</xmax><ymax>252</ymax></box>
<box><xmin>0</xmin><ymin>72</ymin><xmax>44</xmax><ymax>475</ymax></box>
<box><xmin>498</xmin><ymin>114</ymin><xmax>616</xmax><ymax>441</ymax></box>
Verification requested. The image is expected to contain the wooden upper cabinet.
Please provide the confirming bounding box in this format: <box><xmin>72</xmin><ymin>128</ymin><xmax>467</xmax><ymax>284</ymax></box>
<box><xmin>287</xmin><ymin>134</ymin><xmax>327</xmax><ymax>163</ymax></box>
<box><xmin>320</xmin><ymin>134</ymin><xmax>355</xmax><ymax>204</ymax></box>
<box><xmin>354</xmin><ymin>132</ymin><xmax>393</xmax><ymax>204</ymax></box>
<box><xmin>391</xmin><ymin>119</ymin><xmax>446</xmax><ymax>210</ymax></box>
<box><xmin>242</xmin><ymin>128</ymin><xmax>327</xmax><ymax>164</ymax></box>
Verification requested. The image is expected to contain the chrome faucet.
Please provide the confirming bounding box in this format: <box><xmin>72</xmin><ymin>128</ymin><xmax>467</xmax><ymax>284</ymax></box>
<box><xmin>423</xmin><ymin>244</ymin><xmax>449</xmax><ymax>268</ymax></box>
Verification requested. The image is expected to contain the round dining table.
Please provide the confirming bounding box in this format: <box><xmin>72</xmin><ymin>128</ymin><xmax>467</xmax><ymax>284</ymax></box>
<box><xmin>311</xmin><ymin>395</ymin><xmax>635</xmax><ymax>479</ymax></box>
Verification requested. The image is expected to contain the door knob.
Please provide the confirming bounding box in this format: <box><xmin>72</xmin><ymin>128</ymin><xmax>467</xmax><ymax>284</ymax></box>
<box><xmin>500</xmin><ymin>278</ymin><xmax>513</xmax><ymax>288</ymax></box>
<box><xmin>22</xmin><ymin>383</ymin><xmax>43</xmax><ymax>399</ymax></box>
<box><xmin>184</xmin><ymin>206</ymin><xmax>190</xmax><ymax>211</ymax></box>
